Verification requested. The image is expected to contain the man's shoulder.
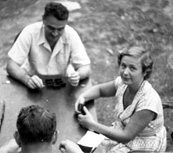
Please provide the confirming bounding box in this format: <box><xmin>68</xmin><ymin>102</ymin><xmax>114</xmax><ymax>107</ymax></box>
<box><xmin>64</xmin><ymin>25</ymin><xmax>77</xmax><ymax>34</ymax></box>
<box><xmin>23</xmin><ymin>21</ymin><xmax>43</xmax><ymax>32</ymax></box>
<box><xmin>65</xmin><ymin>25</ymin><xmax>75</xmax><ymax>30</ymax></box>
<box><xmin>63</xmin><ymin>25</ymin><xmax>81</xmax><ymax>41</ymax></box>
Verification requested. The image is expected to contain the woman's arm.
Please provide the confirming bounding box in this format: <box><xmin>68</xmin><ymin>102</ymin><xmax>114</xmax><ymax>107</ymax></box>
<box><xmin>75</xmin><ymin>81</ymin><xmax>116</xmax><ymax>112</ymax></box>
<box><xmin>79</xmin><ymin>108</ymin><xmax>155</xmax><ymax>144</ymax></box>
<box><xmin>84</xmin><ymin>80</ymin><xmax>116</xmax><ymax>100</ymax></box>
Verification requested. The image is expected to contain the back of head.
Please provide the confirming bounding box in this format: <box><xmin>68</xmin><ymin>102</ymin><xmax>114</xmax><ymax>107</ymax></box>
<box><xmin>43</xmin><ymin>2</ymin><xmax>69</xmax><ymax>20</ymax></box>
<box><xmin>17</xmin><ymin>105</ymin><xmax>56</xmax><ymax>145</ymax></box>
<box><xmin>118</xmin><ymin>45</ymin><xmax>153</xmax><ymax>80</ymax></box>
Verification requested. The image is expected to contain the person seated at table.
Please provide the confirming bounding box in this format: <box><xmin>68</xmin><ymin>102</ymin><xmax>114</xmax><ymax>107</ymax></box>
<box><xmin>0</xmin><ymin>105</ymin><xmax>57</xmax><ymax>153</ymax></box>
<box><xmin>0</xmin><ymin>104</ymin><xmax>84</xmax><ymax>153</ymax></box>
<box><xmin>75</xmin><ymin>45</ymin><xmax>167</xmax><ymax>152</ymax></box>
<box><xmin>6</xmin><ymin>2</ymin><xmax>91</xmax><ymax>89</ymax></box>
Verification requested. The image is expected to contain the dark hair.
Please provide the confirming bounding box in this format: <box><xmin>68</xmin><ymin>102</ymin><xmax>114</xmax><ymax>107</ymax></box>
<box><xmin>118</xmin><ymin>46</ymin><xmax>153</xmax><ymax>80</ymax></box>
<box><xmin>17</xmin><ymin>105</ymin><xmax>56</xmax><ymax>144</ymax></box>
<box><xmin>43</xmin><ymin>2</ymin><xmax>69</xmax><ymax>20</ymax></box>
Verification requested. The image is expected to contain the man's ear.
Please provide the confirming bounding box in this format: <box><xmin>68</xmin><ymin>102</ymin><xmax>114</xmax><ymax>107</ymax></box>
<box><xmin>14</xmin><ymin>131</ymin><xmax>21</xmax><ymax>147</ymax></box>
<box><xmin>43</xmin><ymin>18</ymin><xmax>46</xmax><ymax>25</ymax></box>
<box><xmin>52</xmin><ymin>130</ymin><xmax>58</xmax><ymax>144</ymax></box>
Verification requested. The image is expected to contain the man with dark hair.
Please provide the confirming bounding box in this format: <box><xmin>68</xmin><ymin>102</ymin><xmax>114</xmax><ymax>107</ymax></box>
<box><xmin>13</xmin><ymin>105</ymin><xmax>57</xmax><ymax>153</ymax></box>
<box><xmin>7</xmin><ymin>2</ymin><xmax>91</xmax><ymax>89</ymax></box>
<box><xmin>15</xmin><ymin>105</ymin><xmax>57</xmax><ymax>145</ymax></box>
<box><xmin>0</xmin><ymin>105</ymin><xmax>84</xmax><ymax>153</ymax></box>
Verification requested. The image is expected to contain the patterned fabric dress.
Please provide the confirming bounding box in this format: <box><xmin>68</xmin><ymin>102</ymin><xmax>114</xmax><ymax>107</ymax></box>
<box><xmin>102</xmin><ymin>77</ymin><xmax>167</xmax><ymax>153</ymax></box>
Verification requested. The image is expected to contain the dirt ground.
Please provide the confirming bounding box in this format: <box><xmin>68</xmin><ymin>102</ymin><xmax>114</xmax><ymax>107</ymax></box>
<box><xmin>0</xmin><ymin>0</ymin><xmax>173</xmax><ymax>151</ymax></box>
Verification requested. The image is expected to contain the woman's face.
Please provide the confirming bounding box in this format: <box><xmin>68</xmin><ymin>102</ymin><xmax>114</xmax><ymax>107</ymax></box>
<box><xmin>119</xmin><ymin>55</ymin><xmax>145</xmax><ymax>88</ymax></box>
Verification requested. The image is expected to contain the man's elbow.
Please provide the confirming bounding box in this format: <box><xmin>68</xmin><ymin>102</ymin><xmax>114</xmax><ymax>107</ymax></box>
<box><xmin>6</xmin><ymin>59</ymin><xmax>16</xmax><ymax>76</ymax></box>
<box><xmin>86</xmin><ymin>64</ymin><xmax>91</xmax><ymax>76</ymax></box>
<box><xmin>6</xmin><ymin>59</ymin><xmax>12</xmax><ymax>75</ymax></box>
<box><xmin>78</xmin><ymin>64</ymin><xmax>91</xmax><ymax>79</ymax></box>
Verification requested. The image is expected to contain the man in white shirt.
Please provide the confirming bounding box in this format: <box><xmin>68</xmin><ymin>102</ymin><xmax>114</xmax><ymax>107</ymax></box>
<box><xmin>7</xmin><ymin>2</ymin><xmax>91</xmax><ymax>89</ymax></box>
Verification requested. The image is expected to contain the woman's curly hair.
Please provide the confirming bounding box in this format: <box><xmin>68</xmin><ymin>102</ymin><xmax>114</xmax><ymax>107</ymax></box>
<box><xmin>118</xmin><ymin>46</ymin><xmax>153</xmax><ymax>80</ymax></box>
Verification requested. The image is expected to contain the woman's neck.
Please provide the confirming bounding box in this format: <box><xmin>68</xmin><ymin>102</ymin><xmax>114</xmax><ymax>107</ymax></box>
<box><xmin>128</xmin><ymin>80</ymin><xmax>144</xmax><ymax>95</ymax></box>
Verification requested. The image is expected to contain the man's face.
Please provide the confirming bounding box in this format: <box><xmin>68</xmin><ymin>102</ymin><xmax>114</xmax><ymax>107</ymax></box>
<box><xmin>43</xmin><ymin>15</ymin><xmax>67</xmax><ymax>42</ymax></box>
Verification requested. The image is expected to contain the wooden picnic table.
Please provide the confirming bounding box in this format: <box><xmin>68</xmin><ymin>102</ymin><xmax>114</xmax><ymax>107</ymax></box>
<box><xmin>0</xmin><ymin>71</ymin><xmax>97</xmax><ymax>153</ymax></box>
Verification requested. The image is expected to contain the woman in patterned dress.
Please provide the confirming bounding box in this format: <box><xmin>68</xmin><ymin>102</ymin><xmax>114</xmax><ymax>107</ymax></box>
<box><xmin>75</xmin><ymin>45</ymin><xmax>167</xmax><ymax>152</ymax></box>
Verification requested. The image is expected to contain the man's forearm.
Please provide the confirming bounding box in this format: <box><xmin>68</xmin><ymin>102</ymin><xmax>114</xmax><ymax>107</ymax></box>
<box><xmin>77</xmin><ymin>65</ymin><xmax>91</xmax><ymax>80</ymax></box>
<box><xmin>6</xmin><ymin>59</ymin><xmax>30</xmax><ymax>86</ymax></box>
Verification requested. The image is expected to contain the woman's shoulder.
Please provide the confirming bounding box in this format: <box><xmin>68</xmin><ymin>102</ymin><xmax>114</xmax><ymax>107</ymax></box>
<box><xmin>114</xmin><ymin>76</ymin><xmax>127</xmax><ymax>94</ymax></box>
<box><xmin>136</xmin><ymin>81</ymin><xmax>162</xmax><ymax>111</ymax></box>
<box><xmin>114</xmin><ymin>76</ymin><xmax>123</xmax><ymax>85</ymax></box>
<box><xmin>143</xmin><ymin>81</ymin><xmax>161</xmax><ymax>99</ymax></box>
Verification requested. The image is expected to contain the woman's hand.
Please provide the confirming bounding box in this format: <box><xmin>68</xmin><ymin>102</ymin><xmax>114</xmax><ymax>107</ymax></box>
<box><xmin>78</xmin><ymin>106</ymin><xmax>96</xmax><ymax>130</ymax></box>
<box><xmin>75</xmin><ymin>96</ymin><xmax>85</xmax><ymax>114</ymax></box>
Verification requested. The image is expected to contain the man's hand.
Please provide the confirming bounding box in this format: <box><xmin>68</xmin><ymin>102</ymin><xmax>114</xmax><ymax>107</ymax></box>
<box><xmin>7</xmin><ymin>59</ymin><xmax>45</xmax><ymax>90</ymax></box>
<box><xmin>27</xmin><ymin>75</ymin><xmax>45</xmax><ymax>89</ymax></box>
<box><xmin>59</xmin><ymin>140</ymin><xmax>83</xmax><ymax>153</ymax></box>
<box><xmin>0</xmin><ymin>139</ymin><xmax>21</xmax><ymax>153</ymax></box>
<box><xmin>67</xmin><ymin>72</ymin><xmax>80</xmax><ymax>87</ymax></box>
<box><xmin>66</xmin><ymin>64</ymin><xmax>80</xmax><ymax>86</ymax></box>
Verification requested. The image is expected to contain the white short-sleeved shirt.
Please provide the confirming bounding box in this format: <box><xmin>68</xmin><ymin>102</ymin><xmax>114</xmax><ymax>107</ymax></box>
<box><xmin>8</xmin><ymin>22</ymin><xmax>90</xmax><ymax>75</ymax></box>
<box><xmin>107</xmin><ymin>76</ymin><xmax>167</xmax><ymax>151</ymax></box>
<box><xmin>101</xmin><ymin>77</ymin><xmax>166</xmax><ymax>152</ymax></box>
<box><xmin>113</xmin><ymin>76</ymin><xmax>165</xmax><ymax>136</ymax></box>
